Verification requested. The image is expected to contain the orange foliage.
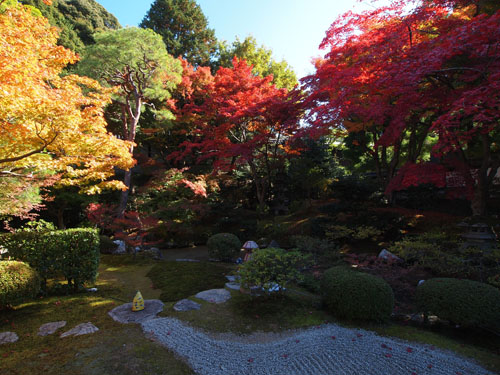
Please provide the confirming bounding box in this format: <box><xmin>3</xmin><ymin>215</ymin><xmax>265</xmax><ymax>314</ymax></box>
<box><xmin>0</xmin><ymin>4</ymin><xmax>134</xmax><ymax>202</ymax></box>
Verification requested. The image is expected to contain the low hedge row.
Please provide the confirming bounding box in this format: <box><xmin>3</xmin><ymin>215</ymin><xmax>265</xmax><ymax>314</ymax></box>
<box><xmin>417</xmin><ymin>278</ymin><xmax>500</xmax><ymax>332</ymax></box>
<box><xmin>0</xmin><ymin>261</ymin><xmax>40</xmax><ymax>307</ymax></box>
<box><xmin>0</xmin><ymin>228</ymin><xmax>100</xmax><ymax>291</ymax></box>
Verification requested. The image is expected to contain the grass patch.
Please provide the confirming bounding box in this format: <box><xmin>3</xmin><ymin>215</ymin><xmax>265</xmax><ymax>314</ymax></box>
<box><xmin>0</xmin><ymin>256</ymin><xmax>193</xmax><ymax>375</ymax></box>
<box><xmin>162</xmin><ymin>289</ymin><xmax>330</xmax><ymax>335</ymax></box>
<box><xmin>146</xmin><ymin>261</ymin><xmax>233</xmax><ymax>302</ymax></box>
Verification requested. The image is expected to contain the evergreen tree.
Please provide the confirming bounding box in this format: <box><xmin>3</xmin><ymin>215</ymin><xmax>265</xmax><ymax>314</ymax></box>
<box><xmin>140</xmin><ymin>0</ymin><xmax>217</xmax><ymax>67</ymax></box>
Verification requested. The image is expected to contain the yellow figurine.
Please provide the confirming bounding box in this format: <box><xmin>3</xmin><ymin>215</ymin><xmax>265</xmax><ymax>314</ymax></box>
<box><xmin>132</xmin><ymin>291</ymin><xmax>145</xmax><ymax>311</ymax></box>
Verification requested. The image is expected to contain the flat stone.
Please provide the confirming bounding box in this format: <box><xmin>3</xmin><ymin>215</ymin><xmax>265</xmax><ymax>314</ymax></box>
<box><xmin>225</xmin><ymin>275</ymin><xmax>240</xmax><ymax>282</ymax></box>
<box><xmin>175</xmin><ymin>258</ymin><xmax>200</xmax><ymax>262</ymax></box>
<box><xmin>38</xmin><ymin>321</ymin><xmax>66</xmax><ymax>336</ymax></box>
<box><xmin>195</xmin><ymin>289</ymin><xmax>231</xmax><ymax>304</ymax></box>
<box><xmin>108</xmin><ymin>299</ymin><xmax>164</xmax><ymax>324</ymax></box>
<box><xmin>173</xmin><ymin>299</ymin><xmax>201</xmax><ymax>312</ymax></box>
<box><xmin>60</xmin><ymin>322</ymin><xmax>98</xmax><ymax>338</ymax></box>
<box><xmin>0</xmin><ymin>332</ymin><xmax>18</xmax><ymax>345</ymax></box>
<box><xmin>225</xmin><ymin>282</ymin><xmax>241</xmax><ymax>290</ymax></box>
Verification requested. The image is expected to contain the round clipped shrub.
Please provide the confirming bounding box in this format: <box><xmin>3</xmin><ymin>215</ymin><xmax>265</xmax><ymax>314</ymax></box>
<box><xmin>416</xmin><ymin>278</ymin><xmax>500</xmax><ymax>331</ymax></box>
<box><xmin>0</xmin><ymin>261</ymin><xmax>40</xmax><ymax>307</ymax></box>
<box><xmin>321</xmin><ymin>266</ymin><xmax>394</xmax><ymax>322</ymax></box>
<box><xmin>207</xmin><ymin>233</ymin><xmax>241</xmax><ymax>261</ymax></box>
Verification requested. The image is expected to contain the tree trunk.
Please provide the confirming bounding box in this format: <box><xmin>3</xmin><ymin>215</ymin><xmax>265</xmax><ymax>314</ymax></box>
<box><xmin>57</xmin><ymin>207</ymin><xmax>66</xmax><ymax>229</ymax></box>
<box><xmin>117</xmin><ymin>168</ymin><xmax>132</xmax><ymax>218</ymax></box>
<box><xmin>471</xmin><ymin>184</ymin><xmax>488</xmax><ymax>216</ymax></box>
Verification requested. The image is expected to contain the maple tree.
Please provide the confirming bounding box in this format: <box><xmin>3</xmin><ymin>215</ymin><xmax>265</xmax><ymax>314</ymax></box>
<box><xmin>77</xmin><ymin>27</ymin><xmax>182</xmax><ymax>217</ymax></box>
<box><xmin>305</xmin><ymin>0</ymin><xmax>500</xmax><ymax>215</ymax></box>
<box><xmin>0</xmin><ymin>1</ymin><xmax>134</xmax><ymax>217</ymax></box>
<box><xmin>172</xmin><ymin>58</ymin><xmax>303</xmax><ymax>210</ymax></box>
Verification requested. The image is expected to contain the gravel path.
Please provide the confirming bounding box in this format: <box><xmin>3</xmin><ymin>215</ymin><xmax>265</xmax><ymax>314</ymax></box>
<box><xmin>141</xmin><ymin>317</ymin><xmax>491</xmax><ymax>375</ymax></box>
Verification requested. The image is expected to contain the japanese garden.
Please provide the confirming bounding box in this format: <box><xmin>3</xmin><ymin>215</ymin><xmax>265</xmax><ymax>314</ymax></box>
<box><xmin>0</xmin><ymin>0</ymin><xmax>499</xmax><ymax>374</ymax></box>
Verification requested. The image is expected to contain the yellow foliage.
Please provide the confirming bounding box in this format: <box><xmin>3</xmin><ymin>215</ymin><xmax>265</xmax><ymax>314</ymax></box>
<box><xmin>0</xmin><ymin>4</ymin><xmax>134</xmax><ymax>213</ymax></box>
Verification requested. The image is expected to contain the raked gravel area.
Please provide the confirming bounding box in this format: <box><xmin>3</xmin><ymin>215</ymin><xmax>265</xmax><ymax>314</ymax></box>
<box><xmin>141</xmin><ymin>317</ymin><xmax>492</xmax><ymax>375</ymax></box>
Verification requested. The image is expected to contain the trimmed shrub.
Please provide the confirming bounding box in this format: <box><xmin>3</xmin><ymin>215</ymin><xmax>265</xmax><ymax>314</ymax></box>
<box><xmin>0</xmin><ymin>261</ymin><xmax>40</xmax><ymax>307</ymax></box>
<box><xmin>238</xmin><ymin>248</ymin><xmax>311</xmax><ymax>294</ymax></box>
<box><xmin>416</xmin><ymin>278</ymin><xmax>500</xmax><ymax>331</ymax></box>
<box><xmin>99</xmin><ymin>235</ymin><xmax>117</xmax><ymax>254</ymax></box>
<box><xmin>207</xmin><ymin>233</ymin><xmax>241</xmax><ymax>261</ymax></box>
<box><xmin>0</xmin><ymin>228</ymin><xmax>100</xmax><ymax>291</ymax></box>
<box><xmin>321</xmin><ymin>266</ymin><xmax>394</xmax><ymax>322</ymax></box>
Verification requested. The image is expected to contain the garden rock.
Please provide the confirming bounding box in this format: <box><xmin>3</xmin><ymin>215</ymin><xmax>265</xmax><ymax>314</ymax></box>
<box><xmin>378</xmin><ymin>249</ymin><xmax>402</xmax><ymax>262</ymax></box>
<box><xmin>195</xmin><ymin>289</ymin><xmax>231</xmax><ymax>304</ymax></box>
<box><xmin>0</xmin><ymin>332</ymin><xmax>18</xmax><ymax>345</ymax></box>
<box><xmin>175</xmin><ymin>258</ymin><xmax>200</xmax><ymax>262</ymax></box>
<box><xmin>112</xmin><ymin>240</ymin><xmax>126</xmax><ymax>254</ymax></box>
<box><xmin>225</xmin><ymin>275</ymin><xmax>240</xmax><ymax>282</ymax></box>
<box><xmin>225</xmin><ymin>282</ymin><xmax>241</xmax><ymax>290</ymax></box>
<box><xmin>108</xmin><ymin>299</ymin><xmax>164</xmax><ymax>324</ymax></box>
<box><xmin>60</xmin><ymin>322</ymin><xmax>98</xmax><ymax>338</ymax></box>
<box><xmin>173</xmin><ymin>299</ymin><xmax>201</xmax><ymax>312</ymax></box>
<box><xmin>38</xmin><ymin>321</ymin><xmax>66</xmax><ymax>336</ymax></box>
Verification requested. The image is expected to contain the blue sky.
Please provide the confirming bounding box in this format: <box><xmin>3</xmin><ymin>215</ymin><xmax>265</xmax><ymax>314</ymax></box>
<box><xmin>95</xmin><ymin>0</ymin><xmax>375</xmax><ymax>79</ymax></box>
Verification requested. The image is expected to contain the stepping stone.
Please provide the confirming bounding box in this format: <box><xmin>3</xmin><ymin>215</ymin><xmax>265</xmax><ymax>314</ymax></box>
<box><xmin>60</xmin><ymin>322</ymin><xmax>98</xmax><ymax>338</ymax></box>
<box><xmin>195</xmin><ymin>289</ymin><xmax>231</xmax><ymax>304</ymax></box>
<box><xmin>225</xmin><ymin>275</ymin><xmax>240</xmax><ymax>282</ymax></box>
<box><xmin>173</xmin><ymin>299</ymin><xmax>201</xmax><ymax>312</ymax></box>
<box><xmin>225</xmin><ymin>282</ymin><xmax>240</xmax><ymax>290</ymax></box>
<box><xmin>175</xmin><ymin>258</ymin><xmax>200</xmax><ymax>262</ymax></box>
<box><xmin>108</xmin><ymin>299</ymin><xmax>164</xmax><ymax>324</ymax></box>
<box><xmin>38</xmin><ymin>321</ymin><xmax>66</xmax><ymax>336</ymax></box>
<box><xmin>0</xmin><ymin>332</ymin><xmax>18</xmax><ymax>345</ymax></box>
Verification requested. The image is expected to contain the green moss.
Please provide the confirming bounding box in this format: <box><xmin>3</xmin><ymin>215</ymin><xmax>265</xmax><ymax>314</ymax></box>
<box><xmin>146</xmin><ymin>261</ymin><xmax>232</xmax><ymax>302</ymax></box>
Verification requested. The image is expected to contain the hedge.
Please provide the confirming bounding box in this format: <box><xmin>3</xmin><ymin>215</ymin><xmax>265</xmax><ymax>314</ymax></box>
<box><xmin>416</xmin><ymin>278</ymin><xmax>500</xmax><ymax>331</ymax></box>
<box><xmin>0</xmin><ymin>261</ymin><xmax>40</xmax><ymax>307</ymax></box>
<box><xmin>321</xmin><ymin>266</ymin><xmax>394</xmax><ymax>322</ymax></box>
<box><xmin>0</xmin><ymin>228</ymin><xmax>100</xmax><ymax>291</ymax></box>
<box><xmin>207</xmin><ymin>233</ymin><xmax>241</xmax><ymax>261</ymax></box>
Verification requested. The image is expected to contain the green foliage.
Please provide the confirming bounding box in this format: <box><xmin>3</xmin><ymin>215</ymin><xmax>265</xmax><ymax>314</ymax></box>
<box><xmin>325</xmin><ymin>225</ymin><xmax>382</xmax><ymax>242</ymax></box>
<box><xmin>21</xmin><ymin>0</ymin><xmax>120</xmax><ymax>50</ymax></box>
<box><xmin>238</xmin><ymin>248</ymin><xmax>311</xmax><ymax>294</ymax></box>
<box><xmin>21</xmin><ymin>0</ymin><xmax>84</xmax><ymax>52</ymax></box>
<box><xmin>99</xmin><ymin>235</ymin><xmax>116</xmax><ymax>254</ymax></box>
<box><xmin>0</xmin><ymin>261</ymin><xmax>40</xmax><ymax>307</ymax></box>
<box><xmin>389</xmin><ymin>233</ymin><xmax>500</xmax><ymax>283</ymax></box>
<box><xmin>17</xmin><ymin>219</ymin><xmax>56</xmax><ymax>232</ymax></box>
<box><xmin>0</xmin><ymin>228</ymin><xmax>100</xmax><ymax>291</ymax></box>
<box><xmin>146</xmin><ymin>261</ymin><xmax>229</xmax><ymax>302</ymax></box>
<box><xmin>140</xmin><ymin>0</ymin><xmax>217</xmax><ymax>66</ymax></box>
<box><xmin>216</xmin><ymin>36</ymin><xmax>297</xmax><ymax>89</ymax></box>
<box><xmin>206</xmin><ymin>233</ymin><xmax>241</xmax><ymax>261</ymax></box>
<box><xmin>321</xmin><ymin>266</ymin><xmax>395</xmax><ymax>322</ymax></box>
<box><xmin>330</xmin><ymin>175</ymin><xmax>380</xmax><ymax>203</ymax></box>
<box><xmin>416</xmin><ymin>278</ymin><xmax>500</xmax><ymax>331</ymax></box>
<box><xmin>290</xmin><ymin>235</ymin><xmax>341</xmax><ymax>265</ymax></box>
<box><xmin>78</xmin><ymin>27</ymin><xmax>182</xmax><ymax>107</ymax></box>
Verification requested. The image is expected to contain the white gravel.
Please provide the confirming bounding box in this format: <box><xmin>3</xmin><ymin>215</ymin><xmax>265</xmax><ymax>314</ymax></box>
<box><xmin>141</xmin><ymin>317</ymin><xmax>492</xmax><ymax>375</ymax></box>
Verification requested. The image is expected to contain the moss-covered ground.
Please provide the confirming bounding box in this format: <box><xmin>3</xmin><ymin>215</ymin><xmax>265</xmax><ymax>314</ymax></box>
<box><xmin>1</xmin><ymin>253</ymin><xmax>499</xmax><ymax>374</ymax></box>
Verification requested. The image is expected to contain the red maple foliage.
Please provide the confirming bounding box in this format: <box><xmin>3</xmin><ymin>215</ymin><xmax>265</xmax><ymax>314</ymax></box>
<box><xmin>305</xmin><ymin>0</ymin><xmax>500</xmax><ymax>215</ymax></box>
<box><xmin>171</xmin><ymin>57</ymin><xmax>303</xmax><ymax>208</ymax></box>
